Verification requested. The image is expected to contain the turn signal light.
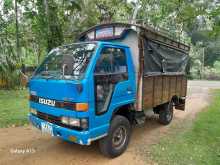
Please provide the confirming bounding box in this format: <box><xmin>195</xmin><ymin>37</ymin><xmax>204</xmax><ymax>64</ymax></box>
<box><xmin>30</xmin><ymin>108</ymin><xmax>37</xmax><ymax>115</ymax></box>
<box><xmin>75</xmin><ymin>103</ymin><xmax>89</xmax><ymax>112</ymax></box>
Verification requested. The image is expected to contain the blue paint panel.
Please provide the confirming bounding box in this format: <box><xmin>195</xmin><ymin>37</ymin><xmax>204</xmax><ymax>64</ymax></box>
<box><xmin>29</xmin><ymin>78</ymin><xmax>89</xmax><ymax>102</ymax></box>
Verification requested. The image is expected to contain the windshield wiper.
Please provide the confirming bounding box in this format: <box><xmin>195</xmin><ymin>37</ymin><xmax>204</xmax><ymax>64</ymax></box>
<box><xmin>39</xmin><ymin>71</ymin><xmax>59</xmax><ymax>79</ymax></box>
<box><xmin>40</xmin><ymin>71</ymin><xmax>50</xmax><ymax>76</ymax></box>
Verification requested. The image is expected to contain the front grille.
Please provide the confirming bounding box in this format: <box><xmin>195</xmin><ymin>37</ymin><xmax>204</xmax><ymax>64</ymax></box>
<box><xmin>37</xmin><ymin>111</ymin><xmax>60</xmax><ymax>124</ymax></box>
<box><xmin>36</xmin><ymin>111</ymin><xmax>82</xmax><ymax>131</ymax></box>
<box><xmin>29</xmin><ymin>95</ymin><xmax>77</xmax><ymax>110</ymax></box>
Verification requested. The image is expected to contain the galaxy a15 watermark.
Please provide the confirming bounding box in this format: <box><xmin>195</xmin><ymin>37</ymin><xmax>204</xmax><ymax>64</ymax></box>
<box><xmin>10</xmin><ymin>148</ymin><xmax>36</xmax><ymax>154</ymax></box>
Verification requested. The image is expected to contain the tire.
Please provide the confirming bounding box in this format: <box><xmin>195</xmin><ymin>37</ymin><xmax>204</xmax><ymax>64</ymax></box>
<box><xmin>99</xmin><ymin>115</ymin><xmax>131</xmax><ymax>158</ymax></box>
<box><xmin>159</xmin><ymin>100</ymin><xmax>174</xmax><ymax>125</ymax></box>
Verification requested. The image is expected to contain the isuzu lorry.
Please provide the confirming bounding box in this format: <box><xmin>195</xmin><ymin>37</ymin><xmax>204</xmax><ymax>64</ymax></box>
<box><xmin>28</xmin><ymin>22</ymin><xmax>189</xmax><ymax>157</ymax></box>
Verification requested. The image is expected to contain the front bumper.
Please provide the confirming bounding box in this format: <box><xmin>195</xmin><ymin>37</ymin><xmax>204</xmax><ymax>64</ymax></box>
<box><xmin>29</xmin><ymin>114</ymin><xmax>106</xmax><ymax>145</ymax></box>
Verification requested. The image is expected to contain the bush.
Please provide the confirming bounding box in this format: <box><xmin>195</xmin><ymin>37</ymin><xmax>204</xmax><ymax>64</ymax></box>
<box><xmin>0</xmin><ymin>70</ymin><xmax>21</xmax><ymax>89</ymax></box>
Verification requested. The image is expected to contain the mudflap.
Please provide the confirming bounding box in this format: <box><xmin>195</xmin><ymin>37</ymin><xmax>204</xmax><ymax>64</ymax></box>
<box><xmin>134</xmin><ymin>111</ymin><xmax>146</xmax><ymax>125</ymax></box>
<box><xmin>175</xmin><ymin>97</ymin><xmax>186</xmax><ymax>111</ymax></box>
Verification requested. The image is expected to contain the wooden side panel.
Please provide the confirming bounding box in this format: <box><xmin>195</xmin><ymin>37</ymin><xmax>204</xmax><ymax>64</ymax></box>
<box><xmin>142</xmin><ymin>76</ymin><xmax>154</xmax><ymax>109</ymax></box>
<box><xmin>142</xmin><ymin>74</ymin><xmax>187</xmax><ymax>110</ymax></box>
<box><xmin>153</xmin><ymin>76</ymin><xmax>163</xmax><ymax>106</ymax></box>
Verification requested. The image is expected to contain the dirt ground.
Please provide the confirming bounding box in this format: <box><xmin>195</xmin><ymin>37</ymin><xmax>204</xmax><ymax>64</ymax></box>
<box><xmin>0</xmin><ymin>80</ymin><xmax>219</xmax><ymax>165</ymax></box>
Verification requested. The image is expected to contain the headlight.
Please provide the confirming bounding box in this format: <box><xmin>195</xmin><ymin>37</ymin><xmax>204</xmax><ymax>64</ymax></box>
<box><xmin>61</xmin><ymin>117</ymin><xmax>88</xmax><ymax>129</ymax></box>
<box><xmin>61</xmin><ymin>116</ymin><xmax>69</xmax><ymax>125</ymax></box>
<box><xmin>69</xmin><ymin>118</ymin><xmax>80</xmax><ymax>127</ymax></box>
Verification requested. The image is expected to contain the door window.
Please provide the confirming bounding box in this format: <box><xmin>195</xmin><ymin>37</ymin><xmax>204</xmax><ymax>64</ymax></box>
<box><xmin>95</xmin><ymin>48</ymin><xmax>127</xmax><ymax>74</ymax></box>
<box><xmin>94</xmin><ymin>47</ymin><xmax>128</xmax><ymax>115</ymax></box>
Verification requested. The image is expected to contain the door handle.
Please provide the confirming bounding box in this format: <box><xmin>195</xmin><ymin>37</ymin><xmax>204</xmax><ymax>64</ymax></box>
<box><xmin>126</xmin><ymin>87</ymin><xmax>132</xmax><ymax>94</ymax></box>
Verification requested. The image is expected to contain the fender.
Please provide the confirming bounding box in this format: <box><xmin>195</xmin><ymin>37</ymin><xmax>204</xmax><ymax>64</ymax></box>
<box><xmin>110</xmin><ymin>102</ymin><xmax>135</xmax><ymax>122</ymax></box>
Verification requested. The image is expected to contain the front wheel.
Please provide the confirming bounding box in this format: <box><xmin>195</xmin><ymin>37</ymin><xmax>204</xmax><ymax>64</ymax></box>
<box><xmin>159</xmin><ymin>101</ymin><xmax>174</xmax><ymax>125</ymax></box>
<box><xmin>99</xmin><ymin>115</ymin><xmax>131</xmax><ymax>158</ymax></box>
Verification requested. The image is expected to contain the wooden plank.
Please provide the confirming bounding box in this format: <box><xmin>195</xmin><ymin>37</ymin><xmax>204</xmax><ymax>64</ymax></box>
<box><xmin>176</xmin><ymin>76</ymin><xmax>182</xmax><ymax>96</ymax></box>
<box><xmin>136</xmin><ymin>36</ymin><xmax>145</xmax><ymax>111</ymax></box>
<box><xmin>153</xmin><ymin>76</ymin><xmax>163</xmax><ymax>106</ymax></box>
<box><xmin>181</xmin><ymin>76</ymin><xmax>187</xmax><ymax>97</ymax></box>
<box><xmin>169</xmin><ymin>76</ymin><xmax>176</xmax><ymax>100</ymax></box>
<box><xmin>162</xmin><ymin>75</ymin><xmax>169</xmax><ymax>103</ymax></box>
<box><xmin>161</xmin><ymin>76</ymin><xmax>164</xmax><ymax>103</ymax></box>
<box><xmin>174</xmin><ymin>76</ymin><xmax>177</xmax><ymax>96</ymax></box>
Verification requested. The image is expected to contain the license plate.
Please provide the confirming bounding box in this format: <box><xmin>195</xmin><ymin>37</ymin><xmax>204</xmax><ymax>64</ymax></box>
<box><xmin>41</xmin><ymin>122</ymin><xmax>53</xmax><ymax>136</ymax></box>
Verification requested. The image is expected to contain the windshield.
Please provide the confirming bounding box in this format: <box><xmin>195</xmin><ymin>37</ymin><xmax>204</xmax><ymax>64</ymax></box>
<box><xmin>34</xmin><ymin>43</ymin><xmax>96</xmax><ymax>80</ymax></box>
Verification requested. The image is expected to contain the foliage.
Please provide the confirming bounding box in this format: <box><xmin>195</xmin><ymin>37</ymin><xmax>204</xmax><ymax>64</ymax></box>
<box><xmin>151</xmin><ymin>90</ymin><xmax>220</xmax><ymax>165</ymax></box>
<box><xmin>1</xmin><ymin>0</ymin><xmax>220</xmax><ymax>88</ymax></box>
<box><xmin>0</xmin><ymin>9</ymin><xmax>20</xmax><ymax>88</ymax></box>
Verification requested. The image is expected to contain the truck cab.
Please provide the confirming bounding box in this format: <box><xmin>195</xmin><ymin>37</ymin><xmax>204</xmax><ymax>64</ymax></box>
<box><xmin>29</xmin><ymin>23</ymin><xmax>189</xmax><ymax>158</ymax></box>
<box><xmin>29</xmin><ymin>41</ymin><xmax>136</xmax><ymax>156</ymax></box>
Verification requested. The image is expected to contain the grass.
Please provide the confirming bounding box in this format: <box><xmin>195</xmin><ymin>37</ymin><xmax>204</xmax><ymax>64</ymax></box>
<box><xmin>151</xmin><ymin>90</ymin><xmax>220</xmax><ymax>165</ymax></box>
<box><xmin>0</xmin><ymin>89</ymin><xmax>29</xmax><ymax>128</ymax></box>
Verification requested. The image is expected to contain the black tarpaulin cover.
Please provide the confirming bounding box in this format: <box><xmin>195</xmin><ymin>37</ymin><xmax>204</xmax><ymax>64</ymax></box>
<box><xmin>143</xmin><ymin>39</ymin><xmax>189</xmax><ymax>74</ymax></box>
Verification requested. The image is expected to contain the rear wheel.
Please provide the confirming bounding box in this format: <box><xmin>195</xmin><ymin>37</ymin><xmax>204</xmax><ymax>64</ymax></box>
<box><xmin>159</xmin><ymin>101</ymin><xmax>174</xmax><ymax>125</ymax></box>
<box><xmin>99</xmin><ymin>115</ymin><xmax>131</xmax><ymax>158</ymax></box>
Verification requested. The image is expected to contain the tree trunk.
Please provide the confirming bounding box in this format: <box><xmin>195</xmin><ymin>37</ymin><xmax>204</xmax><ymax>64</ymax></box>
<box><xmin>15</xmin><ymin>0</ymin><xmax>20</xmax><ymax>58</ymax></box>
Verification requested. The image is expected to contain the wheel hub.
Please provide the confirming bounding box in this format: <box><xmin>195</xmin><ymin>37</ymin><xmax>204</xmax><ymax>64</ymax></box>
<box><xmin>112</xmin><ymin>126</ymin><xmax>127</xmax><ymax>149</ymax></box>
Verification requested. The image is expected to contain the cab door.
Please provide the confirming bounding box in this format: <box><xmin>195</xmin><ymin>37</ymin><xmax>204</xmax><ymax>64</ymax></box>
<box><xmin>91</xmin><ymin>45</ymin><xmax>135</xmax><ymax>131</ymax></box>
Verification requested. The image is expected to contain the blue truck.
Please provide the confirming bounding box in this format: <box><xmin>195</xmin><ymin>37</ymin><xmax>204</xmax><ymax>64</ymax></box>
<box><xmin>28</xmin><ymin>23</ymin><xmax>189</xmax><ymax>157</ymax></box>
